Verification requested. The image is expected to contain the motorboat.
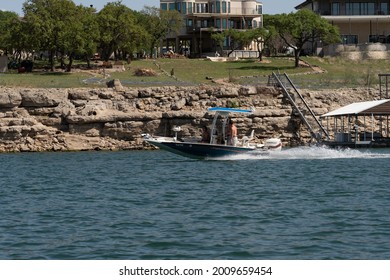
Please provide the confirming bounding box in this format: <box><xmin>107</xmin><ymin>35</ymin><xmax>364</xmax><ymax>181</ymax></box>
<box><xmin>143</xmin><ymin>107</ymin><xmax>282</xmax><ymax>159</ymax></box>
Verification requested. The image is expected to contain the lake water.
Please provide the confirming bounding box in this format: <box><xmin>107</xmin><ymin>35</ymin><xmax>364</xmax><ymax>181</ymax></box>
<box><xmin>1</xmin><ymin>147</ymin><xmax>390</xmax><ymax>260</ymax></box>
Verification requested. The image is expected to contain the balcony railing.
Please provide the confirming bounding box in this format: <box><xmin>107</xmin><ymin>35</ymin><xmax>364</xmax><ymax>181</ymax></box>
<box><xmin>186</xmin><ymin>25</ymin><xmax>255</xmax><ymax>33</ymax></box>
<box><xmin>186</xmin><ymin>8</ymin><xmax>261</xmax><ymax>16</ymax></box>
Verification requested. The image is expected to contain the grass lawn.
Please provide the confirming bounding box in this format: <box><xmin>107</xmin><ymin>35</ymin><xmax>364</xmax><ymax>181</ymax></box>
<box><xmin>0</xmin><ymin>71</ymin><xmax>92</xmax><ymax>88</ymax></box>
<box><xmin>294</xmin><ymin>56</ymin><xmax>390</xmax><ymax>89</ymax></box>
<box><xmin>1</xmin><ymin>56</ymin><xmax>390</xmax><ymax>89</ymax></box>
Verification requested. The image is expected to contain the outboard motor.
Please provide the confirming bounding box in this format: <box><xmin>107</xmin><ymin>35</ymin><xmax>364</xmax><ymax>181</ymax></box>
<box><xmin>264</xmin><ymin>138</ymin><xmax>282</xmax><ymax>151</ymax></box>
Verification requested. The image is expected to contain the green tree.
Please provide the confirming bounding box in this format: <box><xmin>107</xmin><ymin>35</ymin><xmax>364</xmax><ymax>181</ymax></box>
<box><xmin>59</xmin><ymin>5</ymin><xmax>100</xmax><ymax>71</ymax></box>
<box><xmin>0</xmin><ymin>11</ymin><xmax>16</xmax><ymax>54</ymax></box>
<box><xmin>139</xmin><ymin>6</ymin><xmax>183</xmax><ymax>58</ymax></box>
<box><xmin>159</xmin><ymin>9</ymin><xmax>183</xmax><ymax>52</ymax></box>
<box><xmin>263</xmin><ymin>15</ymin><xmax>285</xmax><ymax>55</ymax></box>
<box><xmin>247</xmin><ymin>26</ymin><xmax>277</xmax><ymax>61</ymax></box>
<box><xmin>78</xmin><ymin>6</ymin><xmax>100</xmax><ymax>68</ymax></box>
<box><xmin>211</xmin><ymin>29</ymin><xmax>262</xmax><ymax>58</ymax></box>
<box><xmin>23</xmin><ymin>0</ymin><xmax>96</xmax><ymax>71</ymax></box>
<box><xmin>97</xmin><ymin>1</ymin><xmax>148</xmax><ymax>61</ymax></box>
<box><xmin>272</xmin><ymin>10</ymin><xmax>340</xmax><ymax>67</ymax></box>
<box><xmin>224</xmin><ymin>29</ymin><xmax>245</xmax><ymax>57</ymax></box>
<box><xmin>210</xmin><ymin>29</ymin><xmax>225</xmax><ymax>56</ymax></box>
<box><xmin>0</xmin><ymin>11</ymin><xmax>27</xmax><ymax>58</ymax></box>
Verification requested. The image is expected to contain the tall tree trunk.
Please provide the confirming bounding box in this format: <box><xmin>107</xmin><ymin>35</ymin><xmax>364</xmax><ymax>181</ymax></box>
<box><xmin>17</xmin><ymin>51</ymin><xmax>22</xmax><ymax>63</ymax></box>
<box><xmin>85</xmin><ymin>54</ymin><xmax>91</xmax><ymax>68</ymax></box>
<box><xmin>219</xmin><ymin>46</ymin><xmax>224</xmax><ymax>57</ymax></box>
<box><xmin>66</xmin><ymin>53</ymin><xmax>74</xmax><ymax>72</ymax></box>
<box><xmin>294</xmin><ymin>49</ymin><xmax>300</xmax><ymax>68</ymax></box>
<box><xmin>257</xmin><ymin>41</ymin><xmax>262</xmax><ymax>61</ymax></box>
<box><xmin>49</xmin><ymin>50</ymin><xmax>55</xmax><ymax>72</ymax></box>
<box><xmin>60</xmin><ymin>53</ymin><xmax>65</xmax><ymax>69</ymax></box>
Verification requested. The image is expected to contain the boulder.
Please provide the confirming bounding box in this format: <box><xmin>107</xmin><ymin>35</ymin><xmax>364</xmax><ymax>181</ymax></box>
<box><xmin>21</xmin><ymin>89</ymin><xmax>68</xmax><ymax>107</ymax></box>
<box><xmin>68</xmin><ymin>89</ymin><xmax>99</xmax><ymax>100</ymax></box>
<box><xmin>171</xmin><ymin>98</ymin><xmax>187</xmax><ymax>110</ymax></box>
<box><xmin>0</xmin><ymin>91</ymin><xmax>22</xmax><ymax>108</ymax></box>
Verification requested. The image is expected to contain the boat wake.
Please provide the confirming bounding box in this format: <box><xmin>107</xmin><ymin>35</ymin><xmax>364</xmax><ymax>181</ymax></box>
<box><xmin>209</xmin><ymin>146</ymin><xmax>390</xmax><ymax>161</ymax></box>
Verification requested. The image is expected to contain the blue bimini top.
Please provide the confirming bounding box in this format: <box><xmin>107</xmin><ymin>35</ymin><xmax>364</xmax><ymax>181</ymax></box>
<box><xmin>208</xmin><ymin>107</ymin><xmax>253</xmax><ymax>114</ymax></box>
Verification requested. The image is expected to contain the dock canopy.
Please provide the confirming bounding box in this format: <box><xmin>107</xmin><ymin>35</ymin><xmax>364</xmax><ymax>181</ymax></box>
<box><xmin>321</xmin><ymin>99</ymin><xmax>390</xmax><ymax>117</ymax></box>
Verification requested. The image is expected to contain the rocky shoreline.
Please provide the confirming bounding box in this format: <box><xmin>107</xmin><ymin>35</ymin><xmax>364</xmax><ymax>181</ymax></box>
<box><xmin>0</xmin><ymin>83</ymin><xmax>379</xmax><ymax>153</ymax></box>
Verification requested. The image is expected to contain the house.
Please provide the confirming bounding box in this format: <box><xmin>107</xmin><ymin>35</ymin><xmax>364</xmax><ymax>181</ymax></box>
<box><xmin>160</xmin><ymin>0</ymin><xmax>263</xmax><ymax>57</ymax></box>
<box><xmin>295</xmin><ymin>0</ymin><xmax>390</xmax><ymax>44</ymax></box>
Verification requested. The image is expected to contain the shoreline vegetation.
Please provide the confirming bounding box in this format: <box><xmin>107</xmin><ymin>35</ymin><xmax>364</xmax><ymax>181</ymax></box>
<box><xmin>0</xmin><ymin>57</ymin><xmax>387</xmax><ymax>153</ymax></box>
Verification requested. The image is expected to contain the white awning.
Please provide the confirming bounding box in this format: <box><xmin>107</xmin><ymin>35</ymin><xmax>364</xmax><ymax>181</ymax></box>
<box><xmin>321</xmin><ymin>99</ymin><xmax>390</xmax><ymax>117</ymax></box>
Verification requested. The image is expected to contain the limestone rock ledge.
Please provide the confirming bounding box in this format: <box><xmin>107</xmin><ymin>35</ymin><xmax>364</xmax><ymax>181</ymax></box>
<box><xmin>0</xmin><ymin>85</ymin><xmax>378</xmax><ymax>153</ymax></box>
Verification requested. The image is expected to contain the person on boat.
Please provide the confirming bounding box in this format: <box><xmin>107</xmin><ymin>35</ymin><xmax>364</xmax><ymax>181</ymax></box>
<box><xmin>201</xmin><ymin>125</ymin><xmax>210</xmax><ymax>143</ymax></box>
<box><xmin>227</xmin><ymin>120</ymin><xmax>238</xmax><ymax>146</ymax></box>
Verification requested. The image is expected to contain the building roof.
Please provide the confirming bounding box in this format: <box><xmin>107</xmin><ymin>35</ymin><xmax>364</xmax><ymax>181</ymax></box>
<box><xmin>321</xmin><ymin>99</ymin><xmax>390</xmax><ymax>117</ymax></box>
<box><xmin>295</xmin><ymin>1</ymin><xmax>312</xmax><ymax>10</ymax></box>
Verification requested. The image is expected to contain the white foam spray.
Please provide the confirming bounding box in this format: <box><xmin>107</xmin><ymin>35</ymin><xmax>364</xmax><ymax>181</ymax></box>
<box><xmin>210</xmin><ymin>146</ymin><xmax>390</xmax><ymax>161</ymax></box>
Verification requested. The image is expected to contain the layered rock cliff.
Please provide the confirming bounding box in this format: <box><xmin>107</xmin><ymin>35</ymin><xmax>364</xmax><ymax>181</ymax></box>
<box><xmin>0</xmin><ymin>84</ymin><xmax>379</xmax><ymax>152</ymax></box>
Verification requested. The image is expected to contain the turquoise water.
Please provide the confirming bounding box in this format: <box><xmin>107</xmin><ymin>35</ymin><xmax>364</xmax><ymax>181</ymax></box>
<box><xmin>1</xmin><ymin>147</ymin><xmax>390</xmax><ymax>259</ymax></box>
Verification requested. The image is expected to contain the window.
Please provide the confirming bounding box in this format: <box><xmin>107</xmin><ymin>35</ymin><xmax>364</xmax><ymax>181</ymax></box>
<box><xmin>380</xmin><ymin>2</ymin><xmax>388</xmax><ymax>15</ymax></box>
<box><xmin>361</xmin><ymin>3</ymin><xmax>375</xmax><ymax>15</ymax></box>
<box><xmin>341</xmin><ymin>35</ymin><xmax>358</xmax><ymax>44</ymax></box>
<box><xmin>331</xmin><ymin>3</ymin><xmax>339</xmax><ymax>15</ymax></box>
<box><xmin>222</xmin><ymin>1</ymin><xmax>227</xmax><ymax>13</ymax></box>
<box><xmin>222</xmin><ymin>18</ymin><xmax>227</xmax><ymax>29</ymax></box>
<box><xmin>257</xmin><ymin>5</ymin><xmax>262</xmax><ymax>14</ymax></box>
<box><xmin>216</xmin><ymin>19</ymin><xmax>221</xmax><ymax>28</ymax></box>
<box><xmin>187</xmin><ymin>19</ymin><xmax>193</xmax><ymax>27</ymax></box>
<box><xmin>182</xmin><ymin>2</ymin><xmax>187</xmax><ymax>14</ymax></box>
<box><xmin>161</xmin><ymin>3</ymin><xmax>167</xmax><ymax>10</ymax></box>
<box><xmin>369</xmin><ymin>35</ymin><xmax>386</xmax><ymax>43</ymax></box>
<box><xmin>345</xmin><ymin>3</ymin><xmax>351</xmax><ymax>14</ymax></box>
<box><xmin>352</xmin><ymin>3</ymin><xmax>360</xmax><ymax>15</ymax></box>
<box><xmin>202</xmin><ymin>3</ymin><xmax>207</xmax><ymax>13</ymax></box>
<box><xmin>367</xmin><ymin>3</ymin><xmax>375</xmax><ymax>15</ymax></box>
<box><xmin>346</xmin><ymin>3</ymin><xmax>359</xmax><ymax>15</ymax></box>
<box><xmin>346</xmin><ymin>2</ymin><xmax>375</xmax><ymax>15</ymax></box>
<box><xmin>169</xmin><ymin>3</ymin><xmax>176</xmax><ymax>11</ymax></box>
<box><xmin>361</xmin><ymin>3</ymin><xmax>368</xmax><ymax>15</ymax></box>
<box><xmin>195</xmin><ymin>3</ymin><xmax>208</xmax><ymax>13</ymax></box>
<box><xmin>216</xmin><ymin>1</ymin><xmax>221</xmax><ymax>13</ymax></box>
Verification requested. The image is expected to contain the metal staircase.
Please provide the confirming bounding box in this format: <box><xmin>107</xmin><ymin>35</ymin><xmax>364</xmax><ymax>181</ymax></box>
<box><xmin>270</xmin><ymin>72</ymin><xmax>329</xmax><ymax>142</ymax></box>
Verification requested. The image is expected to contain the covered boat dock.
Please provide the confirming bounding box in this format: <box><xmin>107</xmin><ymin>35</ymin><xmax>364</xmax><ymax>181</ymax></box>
<box><xmin>320</xmin><ymin>99</ymin><xmax>390</xmax><ymax>148</ymax></box>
